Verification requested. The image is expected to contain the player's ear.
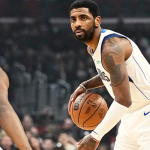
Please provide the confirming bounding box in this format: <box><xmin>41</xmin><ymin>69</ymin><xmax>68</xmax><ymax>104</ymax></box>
<box><xmin>95</xmin><ymin>16</ymin><xmax>101</xmax><ymax>27</ymax></box>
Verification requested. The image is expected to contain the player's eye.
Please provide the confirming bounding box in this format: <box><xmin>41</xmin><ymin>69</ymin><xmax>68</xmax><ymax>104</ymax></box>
<box><xmin>70</xmin><ymin>18</ymin><xmax>76</xmax><ymax>23</ymax></box>
<box><xmin>82</xmin><ymin>16</ymin><xmax>87</xmax><ymax>20</ymax></box>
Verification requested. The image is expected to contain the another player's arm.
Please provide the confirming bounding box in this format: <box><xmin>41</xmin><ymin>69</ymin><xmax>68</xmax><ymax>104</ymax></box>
<box><xmin>0</xmin><ymin>68</ymin><xmax>32</xmax><ymax>150</ymax></box>
<box><xmin>102</xmin><ymin>37</ymin><xmax>132</xmax><ymax>107</ymax></box>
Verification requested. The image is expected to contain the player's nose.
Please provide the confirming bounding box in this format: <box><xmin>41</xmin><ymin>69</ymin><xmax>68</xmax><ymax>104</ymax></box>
<box><xmin>75</xmin><ymin>20</ymin><xmax>82</xmax><ymax>28</ymax></box>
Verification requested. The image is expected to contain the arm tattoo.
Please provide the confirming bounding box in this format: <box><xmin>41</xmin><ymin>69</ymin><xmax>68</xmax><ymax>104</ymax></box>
<box><xmin>120</xmin><ymin>37</ymin><xmax>128</xmax><ymax>42</ymax></box>
<box><xmin>104</xmin><ymin>54</ymin><xmax>125</xmax><ymax>87</ymax></box>
<box><xmin>107</xmin><ymin>37</ymin><xmax>122</xmax><ymax>53</ymax></box>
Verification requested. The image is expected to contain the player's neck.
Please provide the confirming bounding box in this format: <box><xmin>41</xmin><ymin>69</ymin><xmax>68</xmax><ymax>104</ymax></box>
<box><xmin>85</xmin><ymin>27</ymin><xmax>102</xmax><ymax>53</ymax></box>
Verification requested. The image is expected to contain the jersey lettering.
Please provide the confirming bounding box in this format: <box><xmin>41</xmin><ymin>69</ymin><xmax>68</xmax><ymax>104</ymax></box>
<box><xmin>97</xmin><ymin>68</ymin><xmax>110</xmax><ymax>82</ymax></box>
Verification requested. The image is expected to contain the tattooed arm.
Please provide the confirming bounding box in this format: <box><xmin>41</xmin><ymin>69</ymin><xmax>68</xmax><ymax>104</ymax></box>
<box><xmin>102</xmin><ymin>37</ymin><xmax>132</xmax><ymax>107</ymax></box>
<box><xmin>76</xmin><ymin>38</ymin><xmax>133</xmax><ymax>150</ymax></box>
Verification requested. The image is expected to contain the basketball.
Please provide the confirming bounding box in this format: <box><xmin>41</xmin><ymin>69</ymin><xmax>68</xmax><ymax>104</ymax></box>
<box><xmin>70</xmin><ymin>92</ymin><xmax>108</xmax><ymax>130</ymax></box>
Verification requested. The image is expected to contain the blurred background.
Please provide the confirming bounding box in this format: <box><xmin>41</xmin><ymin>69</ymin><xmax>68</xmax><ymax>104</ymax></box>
<box><xmin>0</xmin><ymin>0</ymin><xmax>150</xmax><ymax>150</ymax></box>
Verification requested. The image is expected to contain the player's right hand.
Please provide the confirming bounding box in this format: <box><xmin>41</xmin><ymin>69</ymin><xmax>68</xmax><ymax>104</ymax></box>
<box><xmin>68</xmin><ymin>84</ymin><xmax>87</xmax><ymax>115</ymax></box>
<box><xmin>77</xmin><ymin>134</ymin><xmax>99</xmax><ymax>150</ymax></box>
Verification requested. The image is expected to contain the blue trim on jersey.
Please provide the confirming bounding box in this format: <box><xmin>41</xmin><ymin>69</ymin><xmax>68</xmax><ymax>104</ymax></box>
<box><xmin>129</xmin><ymin>76</ymin><xmax>150</xmax><ymax>100</ymax></box>
<box><xmin>93</xmin><ymin>131</ymin><xmax>99</xmax><ymax>135</ymax></box>
<box><xmin>129</xmin><ymin>77</ymin><xmax>133</xmax><ymax>83</ymax></box>
<box><xmin>101</xmin><ymin>29</ymin><xmax>107</xmax><ymax>33</ymax></box>
<box><xmin>89</xmin><ymin>47</ymin><xmax>94</xmax><ymax>56</ymax></box>
<box><xmin>101</xmin><ymin>33</ymin><xmax>125</xmax><ymax>52</ymax></box>
<box><xmin>133</xmin><ymin>56</ymin><xmax>150</xmax><ymax>83</ymax></box>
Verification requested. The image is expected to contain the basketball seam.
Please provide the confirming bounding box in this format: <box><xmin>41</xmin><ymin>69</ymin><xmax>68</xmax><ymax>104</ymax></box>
<box><xmin>78</xmin><ymin>92</ymin><xmax>94</xmax><ymax>125</ymax></box>
<box><xmin>83</xmin><ymin>98</ymin><xmax>104</xmax><ymax>128</ymax></box>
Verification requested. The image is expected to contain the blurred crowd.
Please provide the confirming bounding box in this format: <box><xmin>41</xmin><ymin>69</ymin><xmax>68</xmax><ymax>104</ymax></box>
<box><xmin>0</xmin><ymin>19</ymin><xmax>150</xmax><ymax>150</ymax></box>
<box><xmin>0</xmin><ymin>0</ymin><xmax>150</xmax><ymax>18</ymax></box>
<box><xmin>0</xmin><ymin>20</ymin><xmax>118</xmax><ymax>149</ymax></box>
<box><xmin>0</xmin><ymin>19</ymin><xmax>150</xmax><ymax>97</ymax></box>
<box><xmin>0</xmin><ymin>20</ymin><xmax>102</xmax><ymax>95</ymax></box>
<box><xmin>0</xmin><ymin>116</ymin><xmax>113</xmax><ymax>150</ymax></box>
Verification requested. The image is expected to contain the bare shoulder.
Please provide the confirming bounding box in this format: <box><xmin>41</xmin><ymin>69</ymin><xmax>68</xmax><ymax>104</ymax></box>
<box><xmin>101</xmin><ymin>37</ymin><xmax>130</xmax><ymax>88</ymax></box>
<box><xmin>0</xmin><ymin>68</ymin><xmax>9</xmax><ymax>90</ymax></box>
<box><xmin>102</xmin><ymin>37</ymin><xmax>132</xmax><ymax>60</ymax></box>
<box><xmin>102</xmin><ymin>37</ymin><xmax>125</xmax><ymax>66</ymax></box>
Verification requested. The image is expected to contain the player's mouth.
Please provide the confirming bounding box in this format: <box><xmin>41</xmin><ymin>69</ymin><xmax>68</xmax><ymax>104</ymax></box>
<box><xmin>75</xmin><ymin>30</ymin><xmax>84</xmax><ymax>36</ymax></box>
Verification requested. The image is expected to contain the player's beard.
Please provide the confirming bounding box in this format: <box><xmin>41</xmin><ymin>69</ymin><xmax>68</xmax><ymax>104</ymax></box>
<box><xmin>74</xmin><ymin>22</ymin><xmax>96</xmax><ymax>43</ymax></box>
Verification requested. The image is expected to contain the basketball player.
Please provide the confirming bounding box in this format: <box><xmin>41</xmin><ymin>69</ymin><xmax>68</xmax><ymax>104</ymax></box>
<box><xmin>68</xmin><ymin>0</ymin><xmax>150</xmax><ymax>150</ymax></box>
<box><xmin>0</xmin><ymin>68</ymin><xmax>32</xmax><ymax>150</ymax></box>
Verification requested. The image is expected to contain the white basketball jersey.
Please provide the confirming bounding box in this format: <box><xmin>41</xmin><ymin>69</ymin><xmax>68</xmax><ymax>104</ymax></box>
<box><xmin>91</xmin><ymin>29</ymin><xmax>150</xmax><ymax>111</ymax></box>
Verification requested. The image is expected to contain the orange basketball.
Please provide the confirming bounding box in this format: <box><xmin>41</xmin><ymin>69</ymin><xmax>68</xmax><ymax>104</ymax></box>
<box><xmin>70</xmin><ymin>92</ymin><xmax>108</xmax><ymax>130</ymax></box>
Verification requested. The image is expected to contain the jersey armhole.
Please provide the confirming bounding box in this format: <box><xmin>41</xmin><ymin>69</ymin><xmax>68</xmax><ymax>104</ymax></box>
<box><xmin>125</xmin><ymin>40</ymin><xmax>133</xmax><ymax>65</ymax></box>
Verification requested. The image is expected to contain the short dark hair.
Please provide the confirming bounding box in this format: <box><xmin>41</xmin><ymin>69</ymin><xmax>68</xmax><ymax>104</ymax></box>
<box><xmin>69</xmin><ymin>0</ymin><xmax>100</xmax><ymax>18</ymax></box>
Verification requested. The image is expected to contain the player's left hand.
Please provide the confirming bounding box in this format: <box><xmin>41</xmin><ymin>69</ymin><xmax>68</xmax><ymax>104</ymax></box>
<box><xmin>77</xmin><ymin>134</ymin><xmax>99</xmax><ymax>150</ymax></box>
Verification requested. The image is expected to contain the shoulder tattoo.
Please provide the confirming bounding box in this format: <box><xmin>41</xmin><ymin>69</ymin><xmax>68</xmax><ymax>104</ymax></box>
<box><xmin>107</xmin><ymin>37</ymin><xmax>122</xmax><ymax>53</ymax></box>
